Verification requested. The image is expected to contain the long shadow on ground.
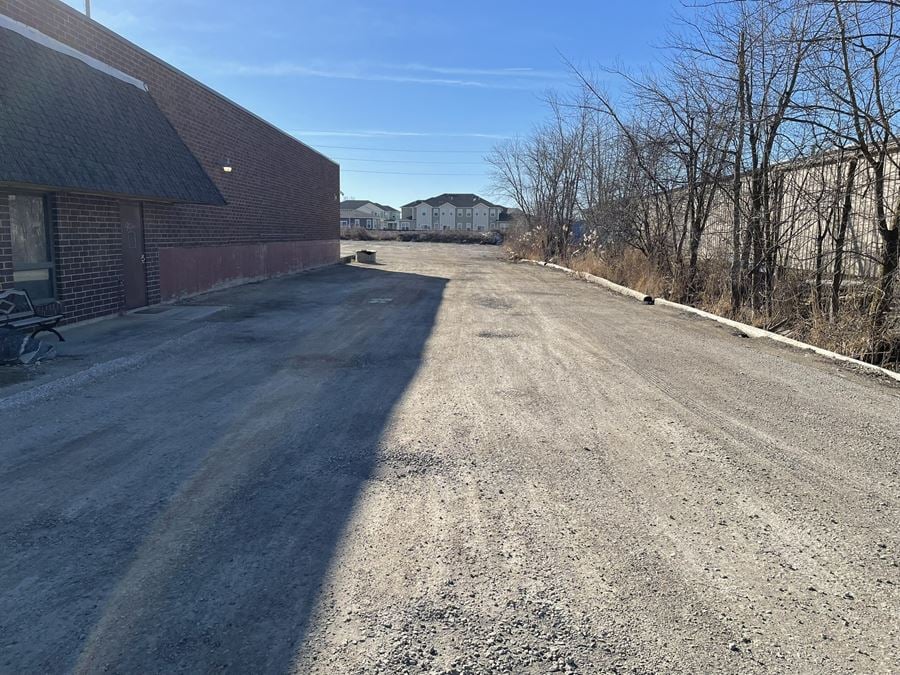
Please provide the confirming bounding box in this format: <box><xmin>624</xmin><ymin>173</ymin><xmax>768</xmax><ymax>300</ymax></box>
<box><xmin>0</xmin><ymin>264</ymin><xmax>447</xmax><ymax>673</ymax></box>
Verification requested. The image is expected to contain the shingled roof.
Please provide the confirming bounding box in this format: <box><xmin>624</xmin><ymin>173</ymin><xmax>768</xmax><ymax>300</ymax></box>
<box><xmin>340</xmin><ymin>200</ymin><xmax>371</xmax><ymax>210</ymax></box>
<box><xmin>0</xmin><ymin>20</ymin><xmax>225</xmax><ymax>205</ymax></box>
<box><xmin>403</xmin><ymin>193</ymin><xmax>504</xmax><ymax>209</ymax></box>
<box><xmin>341</xmin><ymin>200</ymin><xmax>399</xmax><ymax>212</ymax></box>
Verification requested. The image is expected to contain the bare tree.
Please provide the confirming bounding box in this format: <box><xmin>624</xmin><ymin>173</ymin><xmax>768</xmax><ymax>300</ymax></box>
<box><xmin>488</xmin><ymin>100</ymin><xmax>587</xmax><ymax>260</ymax></box>
<box><xmin>817</xmin><ymin>0</ymin><xmax>900</xmax><ymax>329</ymax></box>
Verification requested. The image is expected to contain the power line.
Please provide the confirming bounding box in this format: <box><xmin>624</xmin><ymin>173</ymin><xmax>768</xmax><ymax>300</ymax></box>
<box><xmin>334</xmin><ymin>157</ymin><xmax>485</xmax><ymax>165</ymax></box>
<box><xmin>315</xmin><ymin>144</ymin><xmax>490</xmax><ymax>154</ymax></box>
<box><xmin>342</xmin><ymin>169</ymin><xmax>488</xmax><ymax>176</ymax></box>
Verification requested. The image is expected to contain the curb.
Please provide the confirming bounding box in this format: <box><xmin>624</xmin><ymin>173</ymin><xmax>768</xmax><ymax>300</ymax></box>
<box><xmin>521</xmin><ymin>258</ymin><xmax>900</xmax><ymax>384</ymax></box>
<box><xmin>527</xmin><ymin>260</ymin><xmax>653</xmax><ymax>304</ymax></box>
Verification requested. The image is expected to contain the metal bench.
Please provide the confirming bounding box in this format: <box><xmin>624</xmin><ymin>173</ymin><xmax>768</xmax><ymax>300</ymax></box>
<box><xmin>0</xmin><ymin>289</ymin><xmax>65</xmax><ymax>342</ymax></box>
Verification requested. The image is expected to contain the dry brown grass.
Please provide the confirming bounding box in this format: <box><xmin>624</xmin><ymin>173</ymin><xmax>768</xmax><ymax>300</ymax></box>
<box><xmin>803</xmin><ymin>312</ymin><xmax>891</xmax><ymax>361</ymax></box>
<box><xmin>567</xmin><ymin>250</ymin><xmax>669</xmax><ymax>298</ymax></box>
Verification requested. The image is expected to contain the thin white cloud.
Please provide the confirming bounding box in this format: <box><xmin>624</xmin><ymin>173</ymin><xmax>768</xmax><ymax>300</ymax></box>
<box><xmin>227</xmin><ymin>63</ymin><xmax>491</xmax><ymax>88</ymax></box>
<box><xmin>398</xmin><ymin>63</ymin><xmax>564</xmax><ymax>79</ymax></box>
<box><xmin>219</xmin><ymin>61</ymin><xmax>556</xmax><ymax>90</ymax></box>
<box><xmin>292</xmin><ymin>130</ymin><xmax>510</xmax><ymax>140</ymax></box>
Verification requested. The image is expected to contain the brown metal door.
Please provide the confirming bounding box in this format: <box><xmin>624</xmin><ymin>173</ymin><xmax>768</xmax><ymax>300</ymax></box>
<box><xmin>120</xmin><ymin>202</ymin><xmax>147</xmax><ymax>310</ymax></box>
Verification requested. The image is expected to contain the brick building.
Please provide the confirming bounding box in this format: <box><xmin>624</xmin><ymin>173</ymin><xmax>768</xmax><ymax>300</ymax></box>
<box><xmin>0</xmin><ymin>0</ymin><xmax>339</xmax><ymax>324</ymax></box>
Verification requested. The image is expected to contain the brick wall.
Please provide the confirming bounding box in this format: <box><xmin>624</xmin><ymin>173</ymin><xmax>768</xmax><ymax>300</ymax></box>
<box><xmin>0</xmin><ymin>191</ymin><xmax>11</xmax><ymax>290</ymax></box>
<box><xmin>0</xmin><ymin>0</ymin><xmax>340</xmax><ymax>323</ymax></box>
<box><xmin>51</xmin><ymin>194</ymin><xmax>124</xmax><ymax>321</ymax></box>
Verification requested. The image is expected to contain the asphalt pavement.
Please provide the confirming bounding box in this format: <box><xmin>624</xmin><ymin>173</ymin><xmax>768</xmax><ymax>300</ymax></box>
<box><xmin>2</xmin><ymin>242</ymin><xmax>898</xmax><ymax>674</ymax></box>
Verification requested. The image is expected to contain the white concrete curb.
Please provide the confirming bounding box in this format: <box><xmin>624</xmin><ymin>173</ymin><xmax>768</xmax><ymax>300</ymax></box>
<box><xmin>522</xmin><ymin>258</ymin><xmax>900</xmax><ymax>384</ymax></box>
<box><xmin>527</xmin><ymin>260</ymin><xmax>653</xmax><ymax>303</ymax></box>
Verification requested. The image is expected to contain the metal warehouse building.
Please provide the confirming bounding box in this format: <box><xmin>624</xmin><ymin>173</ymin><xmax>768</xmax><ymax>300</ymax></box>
<box><xmin>0</xmin><ymin>0</ymin><xmax>339</xmax><ymax>324</ymax></box>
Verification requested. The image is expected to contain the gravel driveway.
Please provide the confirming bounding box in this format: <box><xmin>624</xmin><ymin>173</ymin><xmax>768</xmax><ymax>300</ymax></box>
<box><xmin>2</xmin><ymin>242</ymin><xmax>898</xmax><ymax>674</ymax></box>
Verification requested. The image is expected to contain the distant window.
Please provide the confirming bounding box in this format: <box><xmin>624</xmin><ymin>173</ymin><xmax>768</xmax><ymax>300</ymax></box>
<box><xmin>466</xmin><ymin>209</ymin><xmax>472</xmax><ymax>216</ymax></box>
<box><xmin>433</xmin><ymin>209</ymin><xmax>439</xmax><ymax>216</ymax></box>
<box><xmin>9</xmin><ymin>194</ymin><xmax>54</xmax><ymax>300</ymax></box>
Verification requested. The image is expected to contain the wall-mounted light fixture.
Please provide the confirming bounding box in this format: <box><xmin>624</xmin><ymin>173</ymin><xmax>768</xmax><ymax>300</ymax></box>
<box><xmin>223</xmin><ymin>159</ymin><xmax>233</xmax><ymax>173</ymax></box>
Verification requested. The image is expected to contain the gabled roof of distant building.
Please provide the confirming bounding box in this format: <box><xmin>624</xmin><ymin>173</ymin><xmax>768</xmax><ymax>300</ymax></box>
<box><xmin>0</xmin><ymin>20</ymin><xmax>225</xmax><ymax>205</ymax></box>
<box><xmin>340</xmin><ymin>200</ymin><xmax>372</xmax><ymax>210</ymax></box>
<box><xmin>340</xmin><ymin>200</ymin><xmax>399</xmax><ymax>212</ymax></box>
<box><xmin>403</xmin><ymin>193</ymin><xmax>505</xmax><ymax>209</ymax></box>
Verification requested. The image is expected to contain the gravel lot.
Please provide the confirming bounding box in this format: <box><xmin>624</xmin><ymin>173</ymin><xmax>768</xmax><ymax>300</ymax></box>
<box><xmin>1</xmin><ymin>242</ymin><xmax>898</xmax><ymax>673</ymax></box>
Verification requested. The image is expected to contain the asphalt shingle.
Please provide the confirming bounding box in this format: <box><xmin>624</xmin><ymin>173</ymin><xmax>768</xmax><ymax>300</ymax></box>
<box><xmin>0</xmin><ymin>25</ymin><xmax>225</xmax><ymax>205</ymax></box>
<box><xmin>402</xmin><ymin>193</ymin><xmax>504</xmax><ymax>209</ymax></box>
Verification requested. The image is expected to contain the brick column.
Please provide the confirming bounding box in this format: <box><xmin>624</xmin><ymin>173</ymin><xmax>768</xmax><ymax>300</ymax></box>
<box><xmin>0</xmin><ymin>191</ymin><xmax>12</xmax><ymax>290</ymax></box>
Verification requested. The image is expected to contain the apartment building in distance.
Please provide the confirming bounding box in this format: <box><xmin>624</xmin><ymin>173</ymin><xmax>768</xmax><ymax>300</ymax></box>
<box><xmin>400</xmin><ymin>194</ymin><xmax>508</xmax><ymax>231</ymax></box>
<box><xmin>339</xmin><ymin>200</ymin><xmax>400</xmax><ymax>230</ymax></box>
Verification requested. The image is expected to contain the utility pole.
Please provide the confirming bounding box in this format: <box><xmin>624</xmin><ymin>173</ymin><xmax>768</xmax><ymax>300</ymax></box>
<box><xmin>85</xmin><ymin>0</ymin><xmax>91</xmax><ymax>18</ymax></box>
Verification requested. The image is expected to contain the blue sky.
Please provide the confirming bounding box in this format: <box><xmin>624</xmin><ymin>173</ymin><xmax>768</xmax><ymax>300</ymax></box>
<box><xmin>62</xmin><ymin>0</ymin><xmax>678</xmax><ymax>209</ymax></box>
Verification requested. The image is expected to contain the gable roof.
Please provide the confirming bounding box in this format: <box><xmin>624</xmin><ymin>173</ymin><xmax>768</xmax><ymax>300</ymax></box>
<box><xmin>340</xmin><ymin>200</ymin><xmax>373</xmax><ymax>210</ymax></box>
<box><xmin>403</xmin><ymin>193</ymin><xmax>505</xmax><ymax>209</ymax></box>
<box><xmin>0</xmin><ymin>20</ymin><xmax>225</xmax><ymax>205</ymax></box>
<box><xmin>341</xmin><ymin>200</ymin><xmax>399</xmax><ymax>212</ymax></box>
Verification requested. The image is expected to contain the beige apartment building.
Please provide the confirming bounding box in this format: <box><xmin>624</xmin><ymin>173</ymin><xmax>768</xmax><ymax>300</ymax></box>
<box><xmin>400</xmin><ymin>194</ymin><xmax>508</xmax><ymax>231</ymax></box>
<box><xmin>340</xmin><ymin>200</ymin><xmax>400</xmax><ymax>230</ymax></box>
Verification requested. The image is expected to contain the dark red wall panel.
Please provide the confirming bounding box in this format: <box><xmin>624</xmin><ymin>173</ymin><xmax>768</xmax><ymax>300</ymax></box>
<box><xmin>158</xmin><ymin>240</ymin><xmax>339</xmax><ymax>301</ymax></box>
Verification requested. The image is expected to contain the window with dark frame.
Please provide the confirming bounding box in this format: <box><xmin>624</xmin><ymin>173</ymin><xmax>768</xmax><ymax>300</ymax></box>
<box><xmin>9</xmin><ymin>194</ymin><xmax>55</xmax><ymax>301</ymax></box>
